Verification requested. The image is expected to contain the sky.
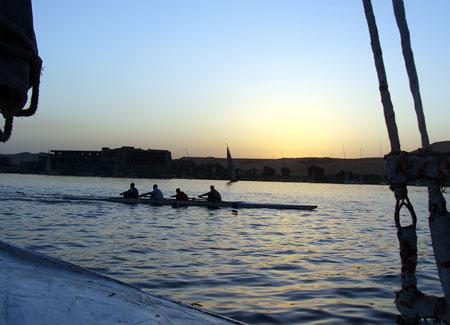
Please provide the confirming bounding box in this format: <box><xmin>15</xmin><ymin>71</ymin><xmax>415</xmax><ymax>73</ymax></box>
<box><xmin>2</xmin><ymin>1</ymin><xmax>449</xmax><ymax>158</ymax></box>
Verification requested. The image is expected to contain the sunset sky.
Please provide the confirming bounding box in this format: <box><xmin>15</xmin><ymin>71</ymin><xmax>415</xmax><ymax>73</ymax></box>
<box><xmin>2</xmin><ymin>1</ymin><xmax>449</xmax><ymax>158</ymax></box>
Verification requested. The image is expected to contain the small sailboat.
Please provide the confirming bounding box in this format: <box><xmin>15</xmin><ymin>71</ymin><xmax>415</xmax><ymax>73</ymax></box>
<box><xmin>226</xmin><ymin>145</ymin><xmax>238</xmax><ymax>182</ymax></box>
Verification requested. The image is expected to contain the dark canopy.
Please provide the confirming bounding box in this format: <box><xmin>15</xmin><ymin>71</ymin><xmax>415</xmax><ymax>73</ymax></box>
<box><xmin>0</xmin><ymin>0</ymin><xmax>42</xmax><ymax>141</ymax></box>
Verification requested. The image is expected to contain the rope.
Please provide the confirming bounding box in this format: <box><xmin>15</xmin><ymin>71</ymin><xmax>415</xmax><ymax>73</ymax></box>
<box><xmin>391</xmin><ymin>184</ymin><xmax>418</xmax><ymax>293</ymax></box>
<box><xmin>14</xmin><ymin>57</ymin><xmax>42</xmax><ymax>118</ymax></box>
<box><xmin>0</xmin><ymin>117</ymin><xmax>13</xmax><ymax>142</ymax></box>
<box><xmin>396</xmin><ymin>216</ymin><xmax>417</xmax><ymax>293</ymax></box>
<box><xmin>395</xmin><ymin>190</ymin><xmax>418</xmax><ymax>289</ymax></box>
<box><xmin>391</xmin><ymin>184</ymin><xmax>417</xmax><ymax>230</ymax></box>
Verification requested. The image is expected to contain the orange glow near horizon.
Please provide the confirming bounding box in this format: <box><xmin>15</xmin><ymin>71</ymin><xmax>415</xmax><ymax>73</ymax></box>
<box><xmin>2</xmin><ymin>2</ymin><xmax>448</xmax><ymax>157</ymax></box>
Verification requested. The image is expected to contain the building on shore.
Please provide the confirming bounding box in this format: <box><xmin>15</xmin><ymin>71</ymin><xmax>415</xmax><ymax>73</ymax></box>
<box><xmin>47</xmin><ymin>147</ymin><xmax>171</xmax><ymax>178</ymax></box>
<box><xmin>47</xmin><ymin>150</ymin><xmax>101</xmax><ymax>176</ymax></box>
<box><xmin>100</xmin><ymin>147</ymin><xmax>171</xmax><ymax>178</ymax></box>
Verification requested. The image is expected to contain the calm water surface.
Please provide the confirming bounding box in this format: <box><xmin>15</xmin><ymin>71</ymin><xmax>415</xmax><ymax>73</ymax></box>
<box><xmin>0</xmin><ymin>174</ymin><xmax>447</xmax><ymax>324</ymax></box>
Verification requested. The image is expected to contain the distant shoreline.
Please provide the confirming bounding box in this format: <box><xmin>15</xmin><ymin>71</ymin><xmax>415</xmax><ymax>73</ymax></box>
<box><xmin>2</xmin><ymin>140</ymin><xmax>449</xmax><ymax>186</ymax></box>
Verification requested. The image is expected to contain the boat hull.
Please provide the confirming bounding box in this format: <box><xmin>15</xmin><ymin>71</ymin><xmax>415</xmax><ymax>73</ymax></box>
<box><xmin>0</xmin><ymin>240</ymin><xmax>243</xmax><ymax>325</ymax></box>
<box><xmin>63</xmin><ymin>196</ymin><xmax>318</xmax><ymax>211</ymax></box>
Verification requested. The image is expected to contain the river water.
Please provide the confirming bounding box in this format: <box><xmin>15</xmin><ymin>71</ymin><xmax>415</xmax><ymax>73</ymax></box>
<box><xmin>0</xmin><ymin>174</ymin><xmax>447</xmax><ymax>324</ymax></box>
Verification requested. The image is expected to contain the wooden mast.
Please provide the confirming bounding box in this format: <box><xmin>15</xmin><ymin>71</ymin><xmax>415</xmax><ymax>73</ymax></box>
<box><xmin>363</xmin><ymin>0</ymin><xmax>450</xmax><ymax>322</ymax></box>
<box><xmin>392</xmin><ymin>0</ymin><xmax>430</xmax><ymax>150</ymax></box>
<box><xmin>392</xmin><ymin>0</ymin><xmax>450</xmax><ymax>314</ymax></box>
<box><xmin>361</xmin><ymin>0</ymin><xmax>401</xmax><ymax>154</ymax></box>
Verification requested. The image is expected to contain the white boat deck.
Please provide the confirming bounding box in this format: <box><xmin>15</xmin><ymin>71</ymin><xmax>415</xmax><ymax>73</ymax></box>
<box><xmin>0</xmin><ymin>240</ymin><xmax>243</xmax><ymax>325</ymax></box>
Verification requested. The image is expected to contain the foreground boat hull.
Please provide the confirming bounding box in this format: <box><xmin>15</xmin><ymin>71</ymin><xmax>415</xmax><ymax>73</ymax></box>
<box><xmin>0</xmin><ymin>240</ymin><xmax>243</xmax><ymax>325</ymax></box>
<box><xmin>63</xmin><ymin>196</ymin><xmax>318</xmax><ymax>211</ymax></box>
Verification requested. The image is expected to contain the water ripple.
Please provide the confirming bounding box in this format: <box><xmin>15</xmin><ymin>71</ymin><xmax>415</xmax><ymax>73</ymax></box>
<box><xmin>1</xmin><ymin>174</ymin><xmax>448</xmax><ymax>324</ymax></box>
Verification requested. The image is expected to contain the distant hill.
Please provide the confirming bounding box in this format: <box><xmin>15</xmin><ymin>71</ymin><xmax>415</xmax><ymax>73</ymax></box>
<box><xmin>189</xmin><ymin>156</ymin><xmax>385</xmax><ymax>177</ymax></box>
<box><xmin>0</xmin><ymin>152</ymin><xmax>47</xmax><ymax>165</ymax></box>
<box><xmin>2</xmin><ymin>140</ymin><xmax>447</xmax><ymax>174</ymax></box>
<box><xmin>187</xmin><ymin>141</ymin><xmax>449</xmax><ymax>179</ymax></box>
<box><xmin>410</xmin><ymin>140</ymin><xmax>450</xmax><ymax>154</ymax></box>
<box><xmin>430</xmin><ymin>141</ymin><xmax>450</xmax><ymax>153</ymax></box>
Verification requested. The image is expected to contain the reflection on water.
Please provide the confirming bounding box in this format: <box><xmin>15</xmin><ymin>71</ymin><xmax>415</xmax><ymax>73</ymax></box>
<box><xmin>0</xmin><ymin>174</ymin><xmax>447</xmax><ymax>324</ymax></box>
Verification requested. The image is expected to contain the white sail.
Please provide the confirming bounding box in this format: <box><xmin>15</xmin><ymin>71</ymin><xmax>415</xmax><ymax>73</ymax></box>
<box><xmin>226</xmin><ymin>145</ymin><xmax>237</xmax><ymax>182</ymax></box>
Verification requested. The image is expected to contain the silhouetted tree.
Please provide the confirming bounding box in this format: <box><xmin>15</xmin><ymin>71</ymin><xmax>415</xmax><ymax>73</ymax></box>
<box><xmin>348</xmin><ymin>171</ymin><xmax>354</xmax><ymax>181</ymax></box>
<box><xmin>335</xmin><ymin>170</ymin><xmax>347</xmax><ymax>183</ymax></box>
<box><xmin>193</xmin><ymin>163</ymin><xmax>228</xmax><ymax>179</ymax></box>
<box><xmin>262</xmin><ymin>166</ymin><xmax>276</xmax><ymax>178</ymax></box>
<box><xmin>244</xmin><ymin>168</ymin><xmax>258</xmax><ymax>178</ymax></box>
<box><xmin>281</xmin><ymin>166</ymin><xmax>291</xmax><ymax>178</ymax></box>
<box><xmin>363</xmin><ymin>174</ymin><xmax>382</xmax><ymax>184</ymax></box>
<box><xmin>171</xmin><ymin>157</ymin><xmax>197</xmax><ymax>177</ymax></box>
<box><xmin>0</xmin><ymin>155</ymin><xmax>11</xmax><ymax>166</ymax></box>
<box><xmin>307</xmin><ymin>165</ymin><xmax>324</xmax><ymax>181</ymax></box>
<box><xmin>213</xmin><ymin>163</ymin><xmax>228</xmax><ymax>178</ymax></box>
<box><xmin>196</xmin><ymin>163</ymin><xmax>209</xmax><ymax>178</ymax></box>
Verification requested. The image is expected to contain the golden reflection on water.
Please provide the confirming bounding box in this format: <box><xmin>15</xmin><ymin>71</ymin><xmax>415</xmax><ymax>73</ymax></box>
<box><xmin>1</xmin><ymin>174</ymin><xmax>448</xmax><ymax>324</ymax></box>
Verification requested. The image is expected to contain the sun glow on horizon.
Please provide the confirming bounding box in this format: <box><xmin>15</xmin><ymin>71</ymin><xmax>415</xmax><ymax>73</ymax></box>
<box><xmin>1</xmin><ymin>1</ymin><xmax>449</xmax><ymax>157</ymax></box>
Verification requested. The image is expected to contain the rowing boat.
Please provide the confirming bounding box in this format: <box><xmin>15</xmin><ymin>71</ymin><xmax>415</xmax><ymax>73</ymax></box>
<box><xmin>63</xmin><ymin>196</ymin><xmax>318</xmax><ymax>211</ymax></box>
